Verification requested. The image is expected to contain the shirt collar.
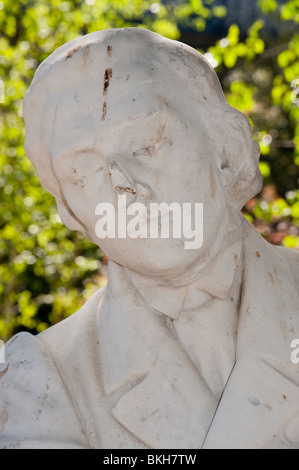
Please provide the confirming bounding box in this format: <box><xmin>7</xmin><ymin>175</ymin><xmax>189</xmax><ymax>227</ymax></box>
<box><xmin>122</xmin><ymin>229</ymin><xmax>243</xmax><ymax>320</ymax></box>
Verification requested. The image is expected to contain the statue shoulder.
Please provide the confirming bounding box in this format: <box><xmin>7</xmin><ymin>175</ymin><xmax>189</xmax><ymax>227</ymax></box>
<box><xmin>0</xmin><ymin>332</ymin><xmax>90</xmax><ymax>448</ymax></box>
<box><xmin>244</xmin><ymin>219</ymin><xmax>299</xmax><ymax>275</ymax></box>
<box><xmin>38</xmin><ymin>284</ymin><xmax>106</xmax><ymax>351</ymax></box>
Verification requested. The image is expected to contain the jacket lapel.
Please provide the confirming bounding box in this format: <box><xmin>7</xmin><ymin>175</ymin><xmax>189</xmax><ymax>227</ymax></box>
<box><xmin>203</xmin><ymin>225</ymin><xmax>299</xmax><ymax>448</ymax></box>
<box><xmin>202</xmin><ymin>355</ymin><xmax>299</xmax><ymax>448</ymax></box>
<box><xmin>111</xmin><ymin>325</ymin><xmax>218</xmax><ymax>449</ymax></box>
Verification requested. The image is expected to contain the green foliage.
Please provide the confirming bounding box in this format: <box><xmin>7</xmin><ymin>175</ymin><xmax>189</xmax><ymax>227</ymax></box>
<box><xmin>243</xmin><ymin>186</ymin><xmax>299</xmax><ymax>249</ymax></box>
<box><xmin>0</xmin><ymin>0</ymin><xmax>299</xmax><ymax>340</ymax></box>
<box><xmin>281</xmin><ymin>0</ymin><xmax>299</xmax><ymax>22</ymax></box>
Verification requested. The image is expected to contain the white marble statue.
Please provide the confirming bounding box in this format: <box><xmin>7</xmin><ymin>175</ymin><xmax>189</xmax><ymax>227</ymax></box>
<box><xmin>1</xmin><ymin>28</ymin><xmax>299</xmax><ymax>449</ymax></box>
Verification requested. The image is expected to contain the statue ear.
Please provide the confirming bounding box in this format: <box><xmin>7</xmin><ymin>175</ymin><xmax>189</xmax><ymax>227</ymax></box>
<box><xmin>218</xmin><ymin>142</ymin><xmax>262</xmax><ymax>210</ymax></box>
<box><xmin>218</xmin><ymin>151</ymin><xmax>234</xmax><ymax>186</ymax></box>
<box><xmin>56</xmin><ymin>200</ymin><xmax>85</xmax><ymax>232</ymax></box>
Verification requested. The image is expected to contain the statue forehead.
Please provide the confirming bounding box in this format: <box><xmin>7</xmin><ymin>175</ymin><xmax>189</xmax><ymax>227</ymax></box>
<box><xmin>48</xmin><ymin>73</ymin><xmax>216</xmax><ymax>161</ymax></box>
<box><xmin>28</xmin><ymin>28</ymin><xmax>225</xmax><ymax>141</ymax></box>
<box><xmin>35</xmin><ymin>28</ymin><xmax>206</xmax><ymax>76</ymax></box>
<box><xmin>28</xmin><ymin>28</ymin><xmax>224</xmax><ymax>105</ymax></box>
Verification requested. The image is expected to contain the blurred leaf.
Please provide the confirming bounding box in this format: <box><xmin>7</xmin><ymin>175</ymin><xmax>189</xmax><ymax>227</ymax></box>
<box><xmin>257</xmin><ymin>0</ymin><xmax>278</xmax><ymax>14</ymax></box>
<box><xmin>259</xmin><ymin>161</ymin><xmax>271</xmax><ymax>177</ymax></box>
<box><xmin>224</xmin><ymin>48</ymin><xmax>238</xmax><ymax>68</ymax></box>
<box><xmin>212</xmin><ymin>5</ymin><xmax>227</xmax><ymax>18</ymax></box>
<box><xmin>283</xmin><ymin>235</ymin><xmax>299</xmax><ymax>248</ymax></box>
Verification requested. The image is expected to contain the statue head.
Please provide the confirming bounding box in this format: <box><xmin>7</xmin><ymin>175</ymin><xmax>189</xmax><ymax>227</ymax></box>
<box><xmin>23</xmin><ymin>28</ymin><xmax>262</xmax><ymax>279</ymax></box>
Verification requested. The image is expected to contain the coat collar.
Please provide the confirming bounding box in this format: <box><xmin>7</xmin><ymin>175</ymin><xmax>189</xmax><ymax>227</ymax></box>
<box><xmin>124</xmin><ymin>228</ymin><xmax>242</xmax><ymax>320</ymax></box>
<box><xmin>101</xmin><ymin>225</ymin><xmax>243</xmax><ymax>397</ymax></box>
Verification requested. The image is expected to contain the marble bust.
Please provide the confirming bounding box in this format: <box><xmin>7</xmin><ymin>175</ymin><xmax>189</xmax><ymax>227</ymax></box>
<box><xmin>1</xmin><ymin>28</ymin><xmax>299</xmax><ymax>449</ymax></box>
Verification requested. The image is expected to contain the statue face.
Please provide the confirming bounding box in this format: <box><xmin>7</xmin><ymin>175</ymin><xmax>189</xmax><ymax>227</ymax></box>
<box><xmin>47</xmin><ymin>39</ymin><xmax>259</xmax><ymax>279</ymax></box>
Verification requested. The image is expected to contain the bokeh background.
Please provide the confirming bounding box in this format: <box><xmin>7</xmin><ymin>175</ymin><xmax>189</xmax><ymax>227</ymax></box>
<box><xmin>0</xmin><ymin>0</ymin><xmax>298</xmax><ymax>341</ymax></box>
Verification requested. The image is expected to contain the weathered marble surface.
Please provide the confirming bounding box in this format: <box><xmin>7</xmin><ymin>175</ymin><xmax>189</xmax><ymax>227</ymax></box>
<box><xmin>0</xmin><ymin>28</ymin><xmax>299</xmax><ymax>449</ymax></box>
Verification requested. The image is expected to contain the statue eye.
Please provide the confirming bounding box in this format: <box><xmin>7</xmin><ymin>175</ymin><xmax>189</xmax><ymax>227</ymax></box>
<box><xmin>72</xmin><ymin>174</ymin><xmax>87</xmax><ymax>187</ymax></box>
<box><xmin>70</xmin><ymin>164</ymin><xmax>104</xmax><ymax>186</ymax></box>
<box><xmin>132</xmin><ymin>146</ymin><xmax>156</xmax><ymax>157</ymax></box>
<box><xmin>78</xmin><ymin>176</ymin><xmax>87</xmax><ymax>186</ymax></box>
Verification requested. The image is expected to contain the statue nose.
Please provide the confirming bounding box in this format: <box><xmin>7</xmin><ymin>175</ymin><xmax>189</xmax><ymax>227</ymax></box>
<box><xmin>108</xmin><ymin>159</ymin><xmax>152</xmax><ymax>200</ymax></box>
<box><xmin>108</xmin><ymin>159</ymin><xmax>136</xmax><ymax>194</ymax></box>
